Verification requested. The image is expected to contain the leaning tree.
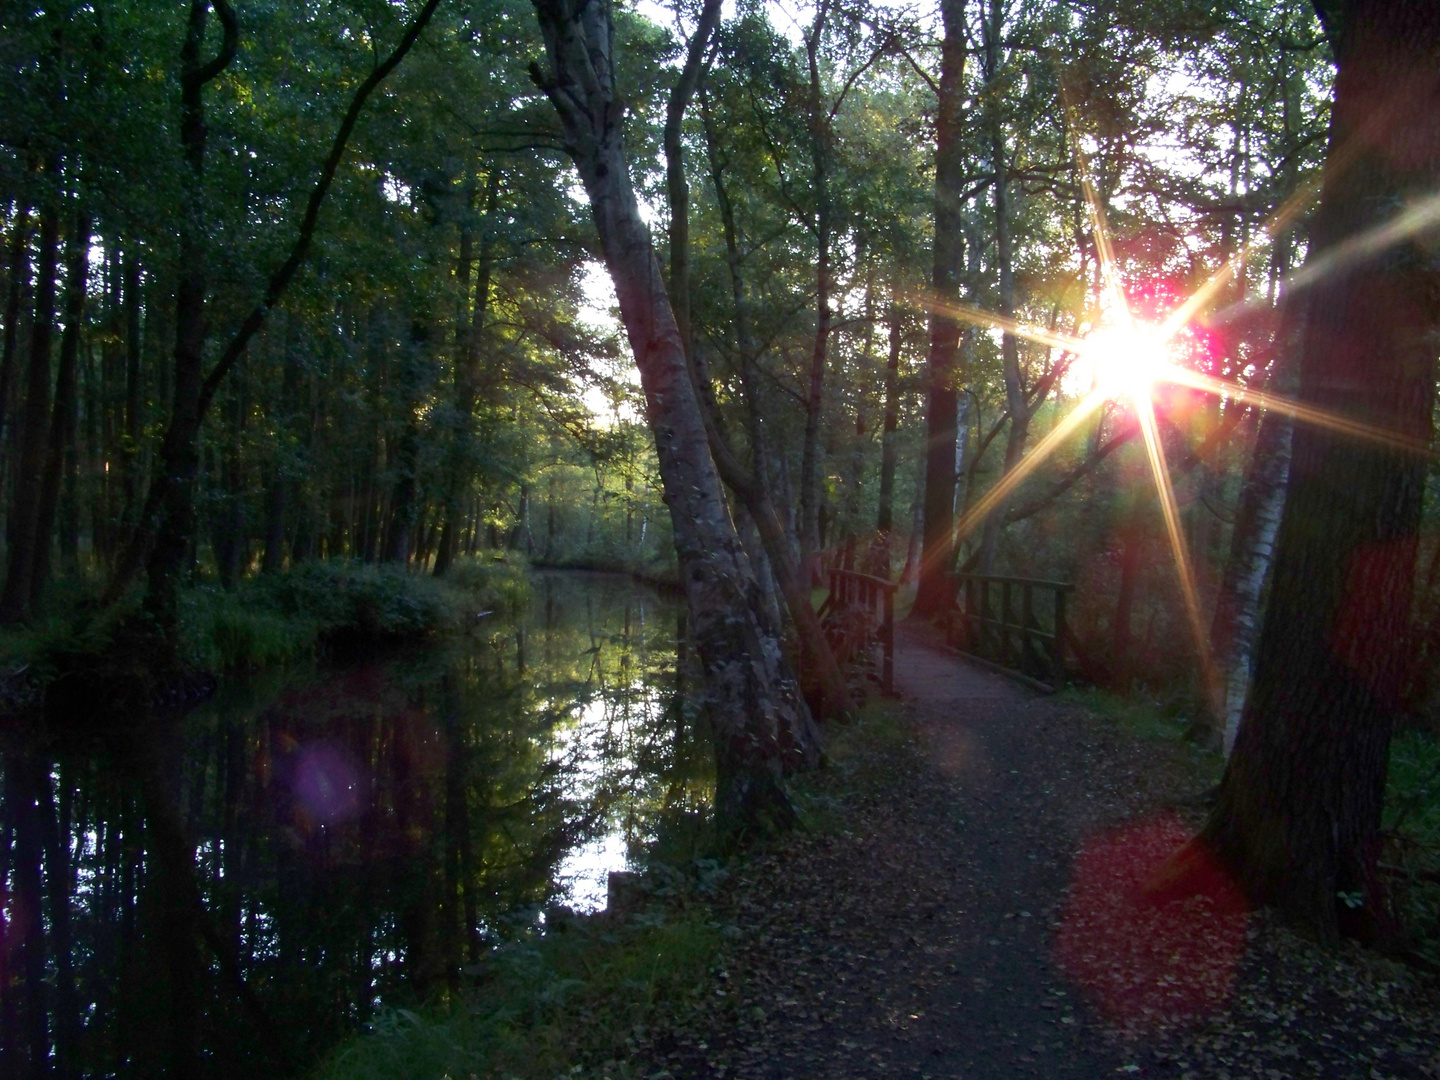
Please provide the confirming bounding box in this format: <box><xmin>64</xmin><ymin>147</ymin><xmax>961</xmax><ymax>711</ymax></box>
<box><xmin>527</xmin><ymin>0</ymin><xmax>822</xmax><ymax>832</ymax></box>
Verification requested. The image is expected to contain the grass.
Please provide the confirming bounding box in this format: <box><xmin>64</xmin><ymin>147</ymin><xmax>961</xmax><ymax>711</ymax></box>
<box><xmin>313</xmin><ymin>906</ymin><xmax>720</xmax><ymax>1080</ymax></box>
<box><xmin>790</xmin><ymin>697</ymin><xmax>915</xmax><ymax>837</ymax></box>
<box><xmin>1061</xmin><ymin>685</ymin><xmax>1226</xmax><ymax>787</ymax></box>
<box><xmin>1384</xmin><ymin>728</ymin><xmax>1440</xmax><ymax>968</ymax></box>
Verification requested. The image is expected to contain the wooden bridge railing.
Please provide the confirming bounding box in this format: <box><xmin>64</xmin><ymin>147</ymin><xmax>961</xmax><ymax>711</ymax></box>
<box><xmin>817</xmin><ymin>568</ymin><xmax>897</xmax><ymax>694</ymax></box>
<box><xmin>950</xmin><ymin>573</ymin><xmax>1071</xmax><ymax>692</ymax></box>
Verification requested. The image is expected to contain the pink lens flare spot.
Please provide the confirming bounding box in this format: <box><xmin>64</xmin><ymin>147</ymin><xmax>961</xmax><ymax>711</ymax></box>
<box><xmin>293</xmin><ymin>743</ymin><xmax>364</xmax><ymax>826</ymax></box>
<box><xmin>1055</xmin><ymin>814</ymin><xmax>1249</xmax><ymax>1028</ymax></box>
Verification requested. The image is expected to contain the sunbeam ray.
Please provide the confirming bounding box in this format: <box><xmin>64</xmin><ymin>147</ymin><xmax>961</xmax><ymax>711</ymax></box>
<box><xmin>1204</xmin><ymin>190</ymin><xmax>1440</xmax><ymax>330</ymax></box>
<box><xmin>1162</xmin><ymin>367</ymin><xmax>1436</xmax><ymax>457</ymax></box>
<box><xmin>924</xmin><ymin>389</ymin><xmax>1110</xmax><ymax>579</ymax></box>
<box><xmin>1157</xmin><ymin>178</ymin><xmax>1320</xmax><ymax>342</ymax></box>
<box><xmin>1135</xmin><ymin>394</ymin><xmax>1219</xmax><ymax>708</ymax></box>
<box><xmin>903</xmin><ymin>293</ymin><xmax>1086</xmax><ymax>355</ymax></box>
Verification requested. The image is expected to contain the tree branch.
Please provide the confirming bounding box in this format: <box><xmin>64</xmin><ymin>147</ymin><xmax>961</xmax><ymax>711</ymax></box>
<box><xmin>197</xmin><ymin>0</ymin><xmax>445</xmax><ymax>419</ymax></box>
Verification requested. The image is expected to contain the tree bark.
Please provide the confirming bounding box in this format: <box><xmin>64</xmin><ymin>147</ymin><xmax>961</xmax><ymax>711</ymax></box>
<box><xmin>876</xmin><ymin>301</ymin><xmax>903</xmax><ymax>536</ymax></box>
<box><xmin>122</xmin><ymin>248</ymin><xmax>143</xmax><ymax>525</ymax></box>
<box><xmin>31</xmin><ymin>208</ymin><xmax>90</xmax><ymax>611</ymax></box>
<box><xmin>699</xmin><ymin>85</ymin><xmax>851</xmax><ymax>721</ymax></box>
<box><xmin>1205</xmin><ymin>349</ymin><xmax>1296</xmax><ymax>752</ymax></box>
<box><xmin>1203</xmin><ymin>0</ymin><xmax>1440</xmax><ymax>939</ymax></box>
<box><xmin>436</xmin><ymin>169</ymin><xmax>500</xmax><ymax>577</ymax></box>
<box><xmin>0</xmin><ymin>199</ymin><xmax>30</xmax><ymax>451</ymax></box>
<box><xmin>127</xmin><ymin>0</ymin><xmax>239</xmax><ymax>640</ymax></box>
<box><xmin>798</xmin><ymin>2</ymin><xmax>833</xmax><ymax>573</ymax></box>
<box><xmin>914</xmin><ymin>0</ymin><xmax>968</xmax><ymax>616</ymax></box>
<box><xmin>977</xmin><ymin>0</ymin><xmax>1024</xmax><ymax>574</ymax></box>
<box><xmin>1</xmin><ymin>165</ymin><xmax>61</xmax><ymax>624</ymax></box>
<box><xmin>663</xmin><ymin>0</ymin><xmax>722</xmax><ymax>359</ymax></box>
<box><xmin>262</xmin><ymin>321</ymin><xmax>302</xmax><ymax>574</ymax></box>
<box><xmin>530</xmin><ymin>0</ymin><xmax>821</xmax><ymax>830</ymax></box>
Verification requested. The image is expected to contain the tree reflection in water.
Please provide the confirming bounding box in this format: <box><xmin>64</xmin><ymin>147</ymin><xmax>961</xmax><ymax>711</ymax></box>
<box><xmin>0</xmin><ymin>572</ymin><xmax>706</xmax><ymax>1078</ymax></box>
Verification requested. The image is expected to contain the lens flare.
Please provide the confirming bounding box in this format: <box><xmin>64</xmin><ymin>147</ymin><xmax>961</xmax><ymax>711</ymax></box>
<box><xmin>1081</xmin><ymin>321</ymin><xmax>1170</xmax><ymax>399</ymax></box>
<box><xmin>896</xmin><ymin>110</ymin><xmax>1434</xmax><ymax>690</ymax></box>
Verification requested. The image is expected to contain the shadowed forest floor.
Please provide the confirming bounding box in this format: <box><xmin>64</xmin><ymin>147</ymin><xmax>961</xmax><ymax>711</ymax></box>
<box><xmin>631</xmin><ymin>621</ymin><xmax>1440</xmax><ymax>1080</ymax></box>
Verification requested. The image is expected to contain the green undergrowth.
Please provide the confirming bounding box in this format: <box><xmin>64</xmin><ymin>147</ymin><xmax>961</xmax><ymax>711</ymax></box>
<box><xmin>182</xmin><ymin>557</ymin><xmax>529</xmax><ymax>671</ymax></box>
<box><xmin>1384</xmin><ymin>729</ymin><xmax>1440</xmax><ymax>968</ymax></box>
<box><xmin>314</xmin><ymin>903</ymin><xmax>720</xmax><ymax>1080</ymax></box>
<box><xmin>1061</xmin><ymin>685</ymin><xmax>1225</xmax><ymax>784</ymax></box>
<box><xmin>790</xmin><ymin>697</ymin><xmax>915</xmax><ymax>837</ymax></box>
<box><xmin>0</xmin><ymin>577</ymin><xmax>137</xmax><ymax>684</ymax></box>
<box><xmin>0</xmin><ymin>557</ymin><xmax>531</xmax><ymax>682</ymax></box>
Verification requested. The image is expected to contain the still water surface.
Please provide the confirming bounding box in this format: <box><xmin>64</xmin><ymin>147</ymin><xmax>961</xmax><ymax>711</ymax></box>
<box><xmin>0</xmin><ymin>572</ymin><xmax>705</xmax><ymax>1077</ymax></box>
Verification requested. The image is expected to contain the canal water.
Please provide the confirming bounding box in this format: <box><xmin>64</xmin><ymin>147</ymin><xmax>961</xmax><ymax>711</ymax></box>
<box><xmin>0</xmin><ymin>571</ymin><xmax>707</xmax><ymax>1077</ymax></box>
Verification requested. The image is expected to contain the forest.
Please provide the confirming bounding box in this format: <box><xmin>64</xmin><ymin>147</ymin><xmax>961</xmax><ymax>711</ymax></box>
<box><xmin>1</xmin><ymin>0</ymin><xmax>1439</xmax><ymax>1075</ymax></box>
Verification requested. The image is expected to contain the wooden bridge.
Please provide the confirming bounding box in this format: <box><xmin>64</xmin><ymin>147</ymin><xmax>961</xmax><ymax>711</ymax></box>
<box><xmin>818</xmin><ymin>568</ymin><xmax>897</xmax><ymax>694</ymax></box>
<box><xmin>948</xmin><ymin>573</ymin><xmax>1071</xmax><ymax>692</ymax></box>
<box><xmin>818</xmin><ymin>565</ymin><xmax>1072</xmax><ymax>696</ymax></box>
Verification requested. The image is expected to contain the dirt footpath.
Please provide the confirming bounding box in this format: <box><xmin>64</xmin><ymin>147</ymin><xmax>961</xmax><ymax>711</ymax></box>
<box><xmin>635</xmin><ymin>621</ymin><xmax>1440</xmax><ymax>1080</ymax></box>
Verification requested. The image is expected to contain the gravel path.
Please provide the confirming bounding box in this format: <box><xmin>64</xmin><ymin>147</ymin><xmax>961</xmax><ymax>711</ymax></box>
<box><xmin>634</xmin><ymin>621</ymin><xmax>1440</xmax><ymax>1080</ymax></box>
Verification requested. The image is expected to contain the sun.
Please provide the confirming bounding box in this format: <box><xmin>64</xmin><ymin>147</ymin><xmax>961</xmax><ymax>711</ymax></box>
<box><xmin>1082</xmin><ymin>319</ymin><xmax>1170</xmax><ymax>400</ymax></box>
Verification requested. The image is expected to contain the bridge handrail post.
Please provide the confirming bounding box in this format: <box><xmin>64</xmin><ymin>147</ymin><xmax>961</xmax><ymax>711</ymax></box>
<box><xmin>1052</xmin><ymin>587</ymin><xmax>1068</xmax><ymax>690</ymax></box>
<box><xmin>1022</xmin><ymin>583</ymin><xmax>1035</xmax><ymax>676</ymax></box>
<box><xmin>882</xmin><ymin>585</ymin><xmax>894</xmax><ymax>694</ymax></box>
<box><xmin>1001</xmin><ymin>581</ymin><xmax>1014</xmax><ymax>669</ymax></box>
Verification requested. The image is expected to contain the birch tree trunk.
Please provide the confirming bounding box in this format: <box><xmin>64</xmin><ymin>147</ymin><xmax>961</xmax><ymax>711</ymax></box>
<box><xmin>529</xmin><ymin>0</ymin><xmax>820</xmax><ymax>830</ymax></box>
<box><xmin>1206</xmin><ymin>347</ymin><xmax>1296</xmax><ymax>753</ymax></box>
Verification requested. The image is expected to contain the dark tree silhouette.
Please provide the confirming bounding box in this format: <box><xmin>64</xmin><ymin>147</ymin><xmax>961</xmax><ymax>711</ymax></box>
<box><xmin>1204</xmin><ymin>0</ymin><xmax>1440</xmax><ymax>938</ymax></box>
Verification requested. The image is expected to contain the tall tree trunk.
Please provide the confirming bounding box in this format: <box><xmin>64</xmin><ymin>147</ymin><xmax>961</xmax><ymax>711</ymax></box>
<box><xmin>213</xmin><ymin>363</ymin><xmax>247</xmax><ymax>589</ymax></box>
<box><xmin>914</xmin><ymin>0</ymin><xmax>968</xmax><ymax>616</ymax></box>
<box><xmin>122</xmin><ymin>248</ymin><xmax>143</xmax><ymax>526</ymax></box>
<box><xmin>663</xmin><ymin>0</ymin><xmax>721</xmax><ymax>358</ymax></box>
<box><xmin>1202</xmin><ymin>0</ymin><xmax>1440</xmax><ymax>939</ymax></box>
<box><xmin>436</xmin><ymin>169</ymin><xmax>500</xmax><ymax>577</ymax></box>
<box><xmin>382</xmin><ymin>325</ymin><xmax>426</xmax><ymax>565</ymax></box>
<box><xmin>1202</xmin><ymin>43</ymin><xmax>1307</xmax><ymax>754</ymax></box>
<box><xmin>0</xmin><ymin>199</ymin><xmax>30</xmax><ymax>450</ymax></box>
<box><xmin>32</xmin><ymin>208</ymin><xmax>90</xmax><ymax>611</ymax></box>
<box><xmin>1205</xmin><ymin>343</ymin><xmax>1297</xmax><ymax>752</ymax></box>
<box><xmin>977</xmin><ymin>0</ymin><xmax>1024</xmax><ymax>574</ymax></box>
<box><xmin>132</xmin><ymin>0</ymin><xmax>238</xmax><ymax>642</ymax></box>
<box><xmin>876</xmin><ymin>301</ymin><xmax>903</xmax><ymax>537</ymax></box>
<box><xmin>798</xmin><ymin>2</ymin><xmax>832</xmax><ymax>574</ymax></box>
<box><xmin>531</xmin><ymin>0</ymin><xmax>821</xmax><ymax>829</ymax></box>
<box><xmin>1</xmin><ymin>170</ymin><xmax>60</xmax><ymax>623</ymax></box>
<box><xmin>261</xmin><ymin>321</ymin><xmax>301</xmax><ymax>574</ymax></box>
<box><xmin>699</xmin><ymin>84</ymin><xmax>850</xmax><ymax>720</ymax></box>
